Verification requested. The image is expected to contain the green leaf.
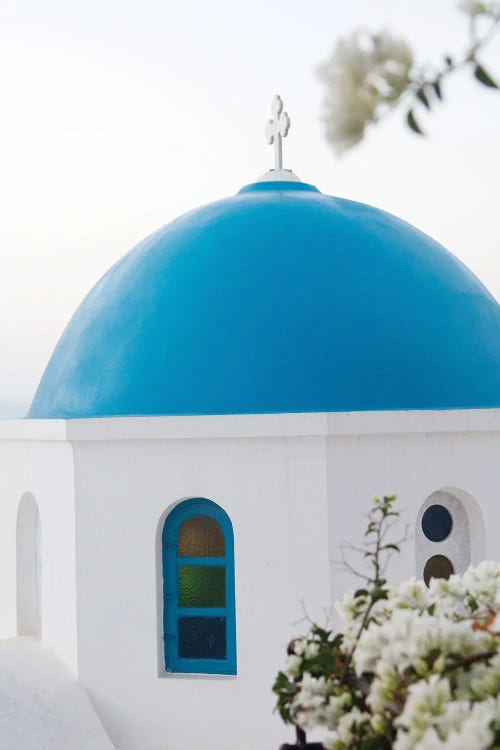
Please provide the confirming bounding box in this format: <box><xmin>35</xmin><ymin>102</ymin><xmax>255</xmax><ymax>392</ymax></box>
<box><xmin>360</xmin><ymin>736</ymin><xmax>390</xmax><ymax>750</ymax></box>
<box><xmin>433</xmin><ymin>79</ymin><xmax>443</xmax><ymax>101</ymax></box>
<box><xmin>416</xmin><ymin>87</ymin><xmax>431</xmax><ymax>110</ymax></box>
<box><xmin>272</xmin><ymin>671</ymin><xmax>292</xmax><ymax>693</ymax></box>
<box><xmin>407</xmin><ymin>109</ymin><xmax>425</xmax><ymax>135</ymax></box>
<box><xmin>312</xmin><ymin>625</ymin><xmax>331</xmax><ymax>640</ymax></box>
<box><xmin>371</xmin><ymin>588</ymin><xmax>388</xmax><ymax>602</ymax></box>
<box><xmin>474</xmin><ymin>64</ymin><xmax>498</xmax><ymax>89</ymax></box>
<box><xmin>354</xmin><ymin>589</ymin><xmax>369</xmax><ymax>598</ymax></box>
<box><xmin>383</xmin><ymin>544</ymin><xmax>400</xmax><ymax>552</ymax></box>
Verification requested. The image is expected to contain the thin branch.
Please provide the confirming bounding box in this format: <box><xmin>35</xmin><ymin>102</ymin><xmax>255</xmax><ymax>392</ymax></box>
<box><xmin>442</xmin><ymin>650</ymin><xmax>496</xmax><ymax>675</ymax></box>
<box><xmin>408</xmin><ymin>11</ymin><xmax>500</xmax><ymax>96</ymax></box>
<box><xmin>340</xmin><ymin>596</ymin><xmax>379</xmax><ymax>680</ymax></box>
<box><xmin>333</xmin><ymin>551</ymin><xmax>374</xmax><ymax>583</ymax></box>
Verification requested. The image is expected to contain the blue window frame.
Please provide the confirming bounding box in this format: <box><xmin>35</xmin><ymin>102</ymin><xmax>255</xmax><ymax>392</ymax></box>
<box><xmin>162</xmin><ymin>498</ymin><xmax>236</xmax><ymax>675</ymax></box>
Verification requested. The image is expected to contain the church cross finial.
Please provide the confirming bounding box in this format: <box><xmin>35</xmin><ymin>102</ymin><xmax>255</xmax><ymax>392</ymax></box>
<box><xmin>265</xmin><ymin>95</ymin><xmax>290</xmax><ymax>171</ymax></box>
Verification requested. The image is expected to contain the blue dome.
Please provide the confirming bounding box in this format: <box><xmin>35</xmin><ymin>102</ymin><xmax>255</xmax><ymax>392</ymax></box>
<box><xmin>29</xmin><ymin>180</ymin><xmax>500</xmax><ymax>419</ymax></box>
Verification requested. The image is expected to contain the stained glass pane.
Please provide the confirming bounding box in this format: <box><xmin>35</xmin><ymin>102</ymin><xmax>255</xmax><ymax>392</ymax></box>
<box><xmin>178</xmin><ymin>616</ymin><xmax>226</xmax><ymax>659</ymax></box>
<box><xmin>178</xmin><ymin>565</ymin><xmax>226</xmax><ymax>608</ymax></box>
<box><xmin>422</xmin><ymin>505</ymin><xmax>453</xmax><ymax>542</ymax></box>
<box><xmin>424</xmin><ymin>555</ymin><xmax>454</xmax><ymax>587</ymax></box>
<box><xmin>178</xmin><ymin>515</ymin><xmax>225</xmax><ymax>557</ymax></box>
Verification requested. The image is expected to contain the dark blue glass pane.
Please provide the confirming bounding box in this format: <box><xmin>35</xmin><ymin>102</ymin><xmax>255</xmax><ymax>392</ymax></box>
<box><xmin>421</xmin><ymin>504</ymin><xmax>452</xmax><ymax>542</ymax></box>
<box><xmin>178</xmin><ymin>617</ymin><xmax>226</xmax><ymax>659</ymax></box>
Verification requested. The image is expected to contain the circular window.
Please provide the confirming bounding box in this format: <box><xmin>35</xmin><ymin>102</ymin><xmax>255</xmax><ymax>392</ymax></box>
<box><xmin>421</xmin><ymin>504</ymin><xmax>453</xmax><ymax>542</ymax></box>
<box><xmin>423</xmin><ymin>555</ymin><xmax>454</xmax><ymax>586</ymax></box>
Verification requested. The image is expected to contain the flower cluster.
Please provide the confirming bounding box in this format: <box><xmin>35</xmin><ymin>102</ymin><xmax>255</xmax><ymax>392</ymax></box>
<box><xmin>317</xmin><ymin>2</ymin><xmax>500</xmax><ymax>153</ymax></box>
<box><xmin>273</xmin><ymin>498</ymin><xmax>500</xmax><ymax>750</ymax></box>
<box><xmin>317</xmin><ymin>31</ymin><xmax>413</xmax><ymax>153</ymax></box>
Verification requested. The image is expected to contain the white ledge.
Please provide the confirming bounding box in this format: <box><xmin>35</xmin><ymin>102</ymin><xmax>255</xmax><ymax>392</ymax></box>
<box><xmin>0</xmin><ymin>409</ymin><xmax>498</xmax><ymax>442</ymax></box>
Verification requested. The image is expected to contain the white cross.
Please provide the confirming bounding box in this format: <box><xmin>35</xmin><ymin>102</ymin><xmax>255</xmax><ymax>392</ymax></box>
<box><xmin>265</xmin><ymin>95</ymin><xmax>290</xmax><ymax>171</ymax></box>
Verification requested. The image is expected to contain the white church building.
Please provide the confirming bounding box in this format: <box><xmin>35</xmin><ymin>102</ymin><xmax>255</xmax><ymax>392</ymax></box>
<box><xmin>0</xmin><ymin>98</ymin><xmax>499</xmax><ymax>750</ymax></box>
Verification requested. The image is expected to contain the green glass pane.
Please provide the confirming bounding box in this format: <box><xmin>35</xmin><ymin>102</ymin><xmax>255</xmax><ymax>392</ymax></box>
<box><xmin>179</xmin><ymin>565</ymin><xmax>226</xmax><ymax>608</ymax></box>
<box><xmin>178</xmin><ymin>515</ymin><xmax>225</xmax><ymax>557</ymax></box>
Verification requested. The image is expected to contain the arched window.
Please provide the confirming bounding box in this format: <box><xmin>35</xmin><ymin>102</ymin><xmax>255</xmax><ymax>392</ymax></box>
<box><xmin>162</xmin><ymin>498</ymin><xmax>236</xmax><ymax>675</ymax></box>
<box><xmin>415</xmin><ymin>488</ymin><xmax>483</xmax><ymax>586</ymax></box>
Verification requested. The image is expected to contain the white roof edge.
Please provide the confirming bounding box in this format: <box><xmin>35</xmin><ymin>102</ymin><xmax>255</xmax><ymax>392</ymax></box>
<box><xmin>0</xmin><ymin>419</ymin><xmax>68</xmax><ymax>441</ymax></box>
<box><xmin>0</xmin><ymin>409</ymin><xmax>498</xmax><ymax>442</ymax></box>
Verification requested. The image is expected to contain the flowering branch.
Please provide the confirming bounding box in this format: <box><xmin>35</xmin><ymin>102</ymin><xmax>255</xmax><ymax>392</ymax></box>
<box><xmin>272</xmin><ymin>494</ymin><xmax>500</xmax><ymax>750</ymax></box>
<box><xmin>339</xmin><ymin>495</ymin><xmax>401</xmax><ymax>680</ymax></box>
<box><xmin>317</xmin><ymin>1</ymin><xmax>500</xmax><ymax>154</ymax></box>
<box><xmin>404</xmin><ymin>3</ymin><xmax>500</xmax><ymax>137</ymax></box>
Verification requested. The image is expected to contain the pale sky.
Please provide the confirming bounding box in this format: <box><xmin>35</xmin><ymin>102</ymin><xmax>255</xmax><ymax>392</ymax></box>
<box><xmin>1</xmin><ymin>0</ymin><xmax>499</xmax><ymax>417</ymax></box>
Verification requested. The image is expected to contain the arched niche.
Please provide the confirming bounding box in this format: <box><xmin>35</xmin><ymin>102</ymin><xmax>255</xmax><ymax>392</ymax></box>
<box><xmin>415</xmin><ymin>487</ymin><xmax>485</xmax><ymax>585</ymax></box>
<box><xmin>16</xmin><ymin>492</ymin><xmax>42</xmax><ymax>635</ymax></box>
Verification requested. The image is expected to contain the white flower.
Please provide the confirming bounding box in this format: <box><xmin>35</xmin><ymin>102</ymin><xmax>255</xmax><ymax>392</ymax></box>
<box><xmin>430</xmin><ymin>561</ymin><xmax>500</xmax><ymax>622</ymax></box>
<box><xmin>395</xmin><ymin>679</ymin><xmax>498</xmax><ymax>750</ymax></box>
<box><xmin>462</xmin><ymin>560</ymin><xmax>500</xmax><ymax>607</ymax></box>
<box><xmin>292</xmin><ymin>673</ymin><xmax>333</xmax><ymax>730</ymax></box>
<box><xmin>286</xmin><ymin>654</ymin><xmax>302</xmax><ymax>677</ymax></box>
<box><xmin>368</xmin><ymin>668</ymin><xmax>400</xmax><ymax>714</ymax></box>
<box><xmin>336</xmin><ymin>589</ymin><xmax>389</xmax><ymax>652</ymax></box>
<box><xmin>394</xmin><ymin>675</ymin><xmax>452</xmax><ymax>748</ymax></box>
<box><xmin>354</xmin><ymin>608</ymin><xmax>482</xmax><ymax>677</ymax></box>
<box><xmin>323</xmin><ymin>707</ymin><xmax>370</xmax><ymax>749</ymax></box>
<box><xmin>304</xmin><ymin>642</ymin><xmax>320</xmax><ymax>659</ymax></box>
<box><xmin>460</xmin><ymin>652</ymin><xmax>500</xmax><ymax>700</ymax></box>
<box><xmin>318</xmin><ymin>30</ymin><xmax>413</xmax><ymax>154</ymax></box>
<box><xmin>427</xmin><ymin>699</ymin><xmax>496</xmax><ymax>750</ymax></box>
<box><xmin>337</xmin><ymin>707</ymin><xmax>370</xmax><ymax>743</ymax></box>
<box><xmin>291</xmin><ymin>673</ymin><xmax>354</xmax><ymax>734</ymax></box>
<box><xmin>492</xmin><ymin>611</ymin><xmax>500</xmax><ymax>632</ymax></box>
<box><xmin>323</xmin><ymin>692</ymin><xmax>352</xmax><ymax>729</ymax></box>
<box><xmin>335</xmin><ymin>589</ymin><xmax>365</xmax><ymax>628</ymax></box>
<box><xmin>354</xmin><ymin>608</ymin><xmax>424</xmax><ymax>675</ymax></box>
<box><xmin>293</xmin><ymin>639</ymin><xmax>308</xmax><ymax>656</ymax></box>
<box><xmin>389</xmin><ymin>578</ymin><xmax>431</xmax><ymax>611</ymax></box>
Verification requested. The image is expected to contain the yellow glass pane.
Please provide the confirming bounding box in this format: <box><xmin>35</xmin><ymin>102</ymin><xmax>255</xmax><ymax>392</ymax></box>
<box><xmin>178</xmin><ymin>515</ymin><xmax>225</xmax><ymax>557</ymax></box>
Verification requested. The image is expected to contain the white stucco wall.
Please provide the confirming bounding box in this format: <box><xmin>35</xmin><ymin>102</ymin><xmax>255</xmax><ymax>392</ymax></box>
<box><xmin>71</xmin><ymin>419</ymin><xmax>331</xmax><ymax>750</ymax></box>
<box><xmin>68</xmin><ymin>409</ymin><xmax>498</xmax><ymax>750</ymax></box>
<box><xmin>0</xmin><ymin>422</ymin><xmax>78</xmax><ymax>673</ymax></box>
<box><xmin>0</xmin><ymin>409</ymin><xmax>498</xmax><ymax>750</ymax></box>
<box><xmin>325</xmin><ymin>410</ymin><xmax>499</xmax><ymax>603</ymax></box>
